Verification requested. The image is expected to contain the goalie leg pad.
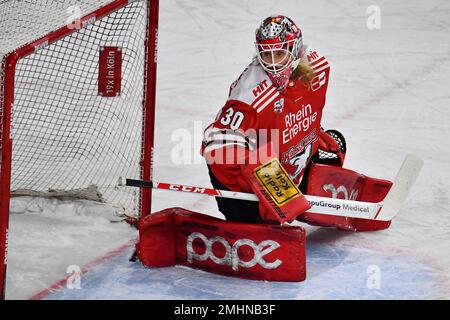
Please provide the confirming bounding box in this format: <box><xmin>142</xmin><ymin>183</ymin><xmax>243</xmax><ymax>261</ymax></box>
<box><xmin>298</xmin><ymin>164</ymin><xmax>392</xmax><ymax>231</ymax></box>
<box><xmin>136</xmin><ymin>207</ymin><xmax>307</xmax><ymax>282</ymax></box>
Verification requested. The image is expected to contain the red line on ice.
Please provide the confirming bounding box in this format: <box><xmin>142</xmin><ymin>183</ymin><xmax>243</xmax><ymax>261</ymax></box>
<box><xmin>28</xmin><ymin>239</ymin><xmax>135</xmax><ymax>300</ymax></box>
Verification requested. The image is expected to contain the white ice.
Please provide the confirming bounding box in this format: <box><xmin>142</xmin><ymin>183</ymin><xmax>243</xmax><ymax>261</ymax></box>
<box><xmin>6</xmin><ymin>0</ymin><xmax>450</xmax><ymax>299</ymax></box>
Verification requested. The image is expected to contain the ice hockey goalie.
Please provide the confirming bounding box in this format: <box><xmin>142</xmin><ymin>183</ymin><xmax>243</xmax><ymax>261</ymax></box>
<box><xmin>200</xmin><ymin>15</ymin><xmax>392</xmax><ymax>231</ymax></box>
<box><xmin>136</xmin><ymin>15</ymin><xmax>393</xmax><ymax>283</ymax></box>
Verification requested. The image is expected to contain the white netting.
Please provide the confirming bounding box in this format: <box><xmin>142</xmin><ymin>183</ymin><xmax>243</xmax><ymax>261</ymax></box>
<box><xmin>0</xmin><ymin>0</ymin><xmax>150</xmax><ymax>215</ymax></box>
<box><xmin>0</xmin><ymin>0</ymin><xmax>115</xmax><ymax>61</ymax></box>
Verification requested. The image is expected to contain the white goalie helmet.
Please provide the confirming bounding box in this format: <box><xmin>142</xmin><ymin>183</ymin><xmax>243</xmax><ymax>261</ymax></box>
<box><xmin>255</xmin><ymin>15</ymin><xmax>304</xmax><ymax>91</ymax></box>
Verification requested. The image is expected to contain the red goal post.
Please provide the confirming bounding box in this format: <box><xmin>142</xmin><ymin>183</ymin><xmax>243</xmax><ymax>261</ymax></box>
<box><xmin>0</xmin><ymin>0</ymin><xmax>159</xmax><ymax>299</ymax></box>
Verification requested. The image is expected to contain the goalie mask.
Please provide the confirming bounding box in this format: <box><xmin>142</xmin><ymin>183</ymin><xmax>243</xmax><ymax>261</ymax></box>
<box><xmin>255</xmin><ymin>15</ymin><xmax>304</xmax><ymax>91</ymax></box>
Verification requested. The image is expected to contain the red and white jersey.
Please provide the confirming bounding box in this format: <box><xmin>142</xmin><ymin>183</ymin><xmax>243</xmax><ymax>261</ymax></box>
<box><xmin>202</xmin><ymin>46</ymin><xmax>330</xmax><ymax>191</ymax></box>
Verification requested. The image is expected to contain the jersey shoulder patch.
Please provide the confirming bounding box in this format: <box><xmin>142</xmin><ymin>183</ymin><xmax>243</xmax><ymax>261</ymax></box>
<box><xmin>305</xmin><ymin>45</ymin><xmax>330</xmax><ymax>74</ymax></box>
<box><xmin>228</xmin><ymin>60</ymin><xmax>281</xmax><ymax>113</ymax></box>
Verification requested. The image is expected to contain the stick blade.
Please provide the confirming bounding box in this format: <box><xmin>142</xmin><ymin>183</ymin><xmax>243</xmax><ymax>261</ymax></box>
<box><xmin>377</xmin><ymin>154</ymin><xmax>424</xmax><ymax>221</ymax></box>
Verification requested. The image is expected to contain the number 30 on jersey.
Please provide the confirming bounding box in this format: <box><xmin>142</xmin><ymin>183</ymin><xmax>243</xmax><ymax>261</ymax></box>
<box><xmin>219</xmin><ymin>107</ymin><xmax>244</xmax><ymax>130</ymax></box>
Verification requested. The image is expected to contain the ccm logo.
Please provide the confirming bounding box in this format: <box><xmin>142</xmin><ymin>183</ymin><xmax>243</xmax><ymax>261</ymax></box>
<box><xmin>186</xmin><ymin>232</ymin><xmax>282</xmax><ymax>271</ymax></box>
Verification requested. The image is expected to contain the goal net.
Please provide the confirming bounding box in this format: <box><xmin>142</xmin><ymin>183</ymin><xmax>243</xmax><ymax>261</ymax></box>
<box><xmin>0</xmin><ymin>0</ymin><xmax>158</xmax><ymax>299</ymax></box>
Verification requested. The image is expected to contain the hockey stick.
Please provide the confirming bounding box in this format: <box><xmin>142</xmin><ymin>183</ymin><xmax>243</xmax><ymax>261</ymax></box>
<box><xmin>126</xmin><ymin>154</ymin><xmax>423</xmax><ymax>221</ymax></box>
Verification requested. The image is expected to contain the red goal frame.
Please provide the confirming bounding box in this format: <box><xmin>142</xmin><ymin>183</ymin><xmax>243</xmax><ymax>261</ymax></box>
<box><xmin>0</xmin><ymin>0</ymin><xmax>159</xmax><ymax>300</ymax></box>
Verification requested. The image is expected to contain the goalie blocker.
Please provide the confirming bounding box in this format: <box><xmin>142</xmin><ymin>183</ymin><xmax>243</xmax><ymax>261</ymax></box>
<box><xmin>209</xmin><ymin>142</ymin><xmax>312</xmax><ymax>224</ymax></box>
<box><xmin>136</xmin><ymin>208</ymin><xmax>306</xmax><ymax>282</ymax></box>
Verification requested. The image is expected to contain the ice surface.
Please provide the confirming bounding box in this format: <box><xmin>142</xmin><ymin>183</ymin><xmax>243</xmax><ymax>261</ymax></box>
<box><xmin>6</xmin><ymin>197</ymin><xmax>137</xmax><ymax>300</ymax></box>
<box><xmin>40</xmin><ymin>232</ymin><xmax>437</xmax><ymax>300</ymax></box>
<box><xmin>6</xmin><ymin>0</ymin><xmax>450</xmax><ymax>299</ymax></box>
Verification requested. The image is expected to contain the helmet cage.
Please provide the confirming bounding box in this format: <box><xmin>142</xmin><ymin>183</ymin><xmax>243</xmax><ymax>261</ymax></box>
<box><xmin>254</xmin><ymin>15</ymin><xmax>303</xmax><ymax>90</ymax></box>
<box><xmin>255</xmin><ymin>39</ymin><xmax>298</xmax><ymax>75</ymax></box>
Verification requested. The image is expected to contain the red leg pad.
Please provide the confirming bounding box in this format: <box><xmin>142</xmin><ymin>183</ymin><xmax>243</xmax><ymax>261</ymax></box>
<box><xmin>137</xmin><ymin>207</ymin><xmax>306</xmax><ymax>281</ymax></box>
<box><xmin>298</xmin><ymin>164</ymin><xmax>393</xmax><ymax>231</ymax></box>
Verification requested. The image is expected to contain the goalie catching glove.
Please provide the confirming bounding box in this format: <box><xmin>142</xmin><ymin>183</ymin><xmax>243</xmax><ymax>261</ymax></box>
<box><xmin>313</xmin><ymin>128</ymin><xmax>346</xmax><ymax>167</ymax></box>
